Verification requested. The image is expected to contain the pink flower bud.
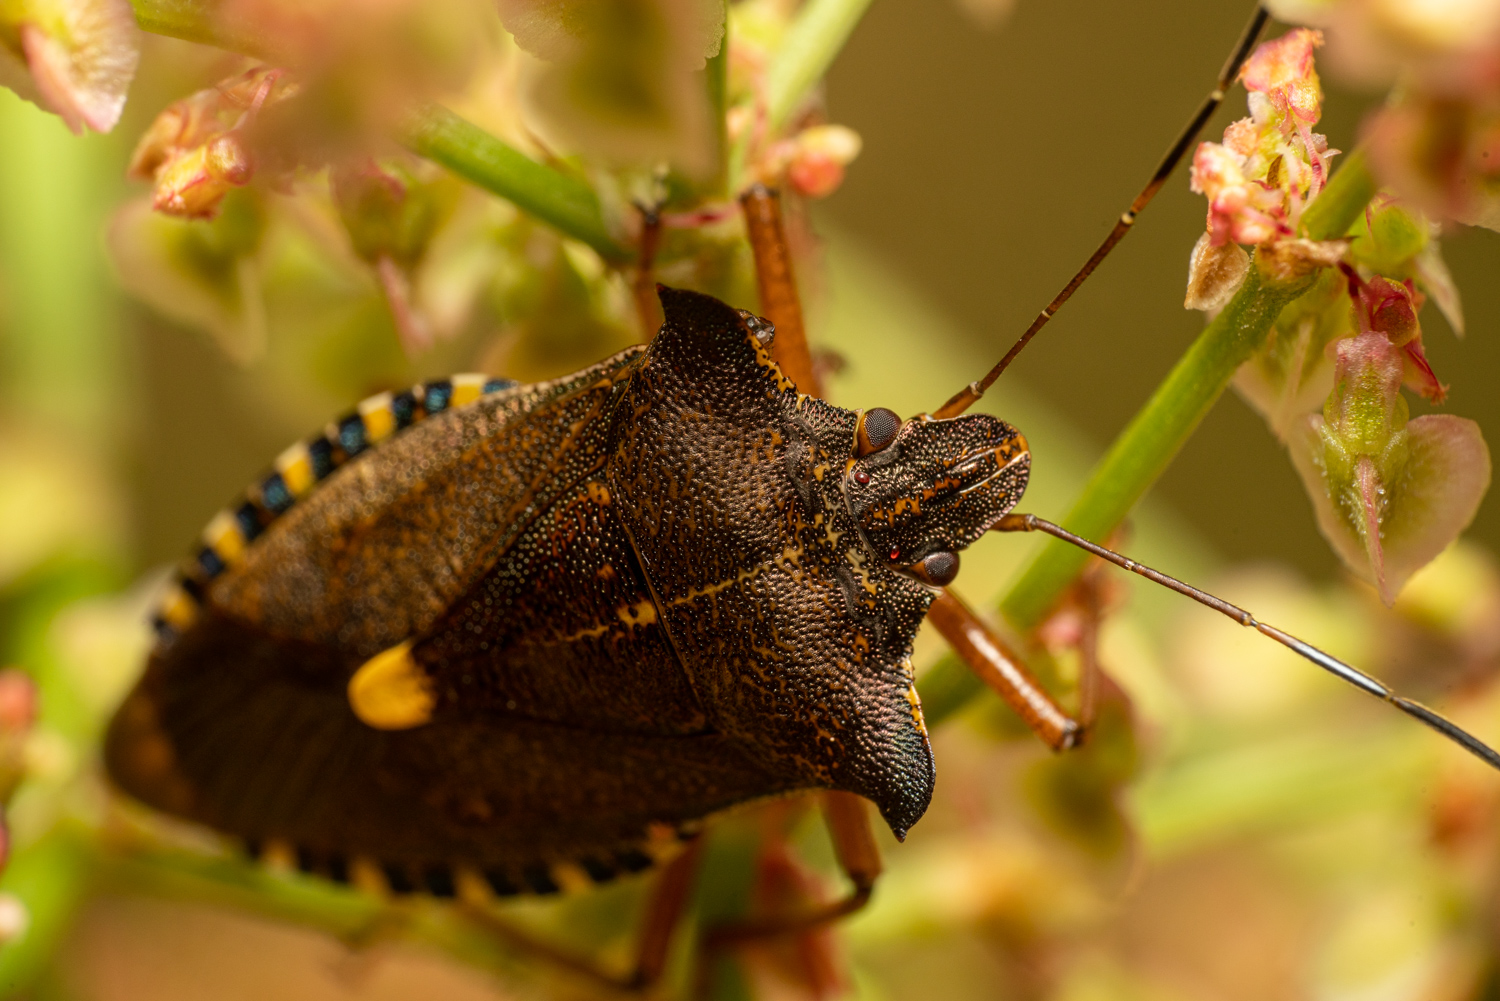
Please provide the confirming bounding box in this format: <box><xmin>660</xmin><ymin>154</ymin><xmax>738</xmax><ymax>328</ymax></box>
<box><xmin>1241</xmin><ymin>28</ymin><xmax>1325</xmax><ymax>128</ymax></box>
<box><xmin>129</xmin><ymin>67</ymin><xmax>296</xmax><ymax>220</ymax></box>
<box><xmin>1291</xmin><ymin>333</ymin><xmax>1490</xmax><ymax>604</ymax></box>
<box><xmin>1359</xmin><ymin>275</ymin><xmax>1420</xmax><ymax>346</ymax></box>
<box><xmin>786</xmin><ymin>125</ymin><xmax>862</xmax><ymax>199</ymax></box>
<box><xmin>206</xmin><ymin>134</ymin><xmax>254</xmax><ymax>188</ymax></box>
<box><xmin>1190</xmin><ymin>142</ymin><xmax>1287</xmax><ymax>246</ymax></box>
<box><xmin>0</xmin><ymin>671</ymin><xmax>37</xmax><ymax>735</ymax></box>
<box><xmin>758</xmin><ymin>124</ymin><xmax>864</xmax><ymax>199</ymax></box>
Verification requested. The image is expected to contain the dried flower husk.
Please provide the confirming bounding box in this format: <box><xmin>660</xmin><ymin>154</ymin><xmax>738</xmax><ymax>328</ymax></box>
<box><xmin>0</xmin><ymin>0</ymin><xmax>139</xmax><ymax>133</ymax></box>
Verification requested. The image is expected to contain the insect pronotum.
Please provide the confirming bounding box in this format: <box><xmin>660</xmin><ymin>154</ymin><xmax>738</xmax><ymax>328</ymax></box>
<box><xmin>103</xmin><ymin>1</ymin><xmax>1500</xmax><ymax>990</ymax></box>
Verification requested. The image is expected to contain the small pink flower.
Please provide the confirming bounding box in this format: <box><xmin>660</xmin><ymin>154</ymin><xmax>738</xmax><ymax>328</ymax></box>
<box><xmin>1190</xmin><ymin>141</ymin><xmax>1287</xmax><ymax>246</ymax></box>
<box><xmin>1241</xmin><ymin>27</ymin><xmax>1325</xmax><ymax>127</ymax></box>
<box><xmin>129</xmin><ymin>67</ymin><xmax>298</xmax><ymax>220</ymax></box>
<box><xmin>1347</xmin><ymin>270</ymin><xmax>1449</xmax><ymax>402</ymax></box>
<box><xmin>758</xmin><ymin>124</ymin><xmax>864</xmax><ymax>199</ymax></box>
<box><xmin>1241</xmin><ymin>28</ymin><xmax>1334</xmax><ymax>193</ymax></box>
<box><xmin>1187</xmin><ymin>28</ymin><xmax>1339</xmax><ymax>277</ymax></box>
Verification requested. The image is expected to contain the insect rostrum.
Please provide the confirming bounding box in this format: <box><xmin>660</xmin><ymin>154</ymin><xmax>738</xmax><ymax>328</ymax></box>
<box><xmin>106</xmin><ymin>286</ymin><xmax>1030</xmax><ymax>895</ymax></box>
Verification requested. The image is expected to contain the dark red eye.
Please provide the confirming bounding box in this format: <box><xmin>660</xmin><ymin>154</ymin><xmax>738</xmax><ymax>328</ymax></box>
<box><xmin>889</xmin><ymin>548</ymin><xmax>901</xmax><ymax>561</ymax></box>
<box><xmin>857</xmin><ymin>408</ymin><xmax>901</xmax><ymax>456</ymax></box>
<box><xmin>853</xmin><ymin>470</ymin><xmax>870</xmax><ymax>485</ymax></box>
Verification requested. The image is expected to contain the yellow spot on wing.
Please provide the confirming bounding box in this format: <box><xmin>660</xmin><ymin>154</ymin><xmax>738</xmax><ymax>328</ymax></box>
<box><xmin>358</xmin><ymin>391</ymin><xmax>396</xmax><ymax>443</ymax></box>
<box><xmin>202</xmin><ymin>510</ymin><xmax>246</xmax><ymax>565</ymax></box>
<box><xmin>906</xmin><ymin>684</ymin><xmax>928</xmax><ymax>736</ymax></box>
<box><xmin>550</xmin><ymin>861</ymin><xmax>593</xmax><ymax>894</ymax></box>
<box><xmin>274</xmin><ymin>442</ymin><xmax>315</xmax><ymax>497</ymax></box>
<box><xmin>348</xmin><ymin>641</ymin><xmax>434</xmax><ymax>730</ymax></box>
<box><xmin>159</xmin><ymin>583</ymin><xmax>197</xmax><ymax>631</ymax></box>
<box><xmin>617</xmin><ymin>599</ymin><xmax>657</xmax><ymax>626</ymax></box>
<box><xmin>451</xmin><ymin>373</ymin><xmax>486</xmax><ymax>407</ymax></box>
<box><xmin>260</xmin><ymin>839</ymin><xmax>295</xmax><ymax>873</ymax></box>
<box><xmin>454</xmin><ymin>866</ymin><xmax>493</xmax><ymax>906</ymax></box>
<box><xmin>666</xmin><ymin>567</ymin><xmax>761</xmax><ymax>606</ymax></box>
<box><xmin>350</xmin><ymin>856</ymin><xmax>388</xmax><ymax>896</ymax></box>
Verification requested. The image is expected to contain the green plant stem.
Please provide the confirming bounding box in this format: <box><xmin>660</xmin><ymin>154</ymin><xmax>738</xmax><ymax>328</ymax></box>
<box><xmin>398</xmin><ymin>108</ymin><xmax>628</xmax><ymax>262</ymax></box>
<box><xmin>704</xmin><ymin>1</ymin><xmax>731</xmax><ymax>198</ymax></box>
<box><xmin>128</xmin><ymin>0</ymin><xmax>629</xmax><ymax>262</ymax></box>
<box><xmin>728</xmin><ymin>0</ymin><xmax>877</xmax><ymax>189</ymax></box>
<box><xmin>919</xmin><ymin>151</ymin><xmax>1378</xmax><ymax>726</ymax></box>
<box><xmin>766</xmin><ymin>0</ymin><xmax>876</xmax><ymax>131</ymax></box>
<box><xmin>98</xmin><ymin>845</ymin><xmax>534</xmax><ymax>980</ymax></box>
<box><xmin>0</xmin><ymin>828</ymin><xmax>94</xmax><ymax>995</ymax></box>
<box><xmin>130</xmin><ymin>0</ymin><xmax>279</xmax><ymax>57</ymax></box>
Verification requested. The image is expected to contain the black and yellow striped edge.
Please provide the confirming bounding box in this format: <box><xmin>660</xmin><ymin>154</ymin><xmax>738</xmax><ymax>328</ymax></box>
<box><xmin>151</xmin><ymin>374</ymin><xmax>516</xmax><ymax>647</ymax></box>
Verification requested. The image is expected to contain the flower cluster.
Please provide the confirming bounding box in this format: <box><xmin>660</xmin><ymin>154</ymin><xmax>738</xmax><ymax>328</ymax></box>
<box><xmin>1185</xmin><ymin>29</ymin><xmax>1348</xmax><ymax>310</ymax></box>
<box><xmin>1268</xmin><ymin>0</ymin><xmax>1500</xmax><ymax>232</ymax></box>
<box><xmin>1191</xmin><ymin>27</ymin><xmax>1490</xmax><ymax>604</ymax></box>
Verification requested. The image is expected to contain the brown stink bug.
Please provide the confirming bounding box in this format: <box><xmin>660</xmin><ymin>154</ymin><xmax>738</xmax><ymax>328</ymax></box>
<box><xmin>100</xmin><ymin>1</ymin><xmax>1500</xmax><ymax>994</ymax></box>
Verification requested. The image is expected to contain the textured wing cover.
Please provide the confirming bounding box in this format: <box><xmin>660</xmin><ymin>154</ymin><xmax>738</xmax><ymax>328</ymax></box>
<box><xmin>608</xmin><ymin>289</ymin><xmax>936</xmax><ymax>837</ymax></box>
<box><xmin>108</xmin><ymin>349</ymin><xmax>780</xmax><ymax>891</ymax></box>
<box><xmin>109</xmin><ymin>288</ymin><xmax>944</xmax><ymax>893</ymax></box>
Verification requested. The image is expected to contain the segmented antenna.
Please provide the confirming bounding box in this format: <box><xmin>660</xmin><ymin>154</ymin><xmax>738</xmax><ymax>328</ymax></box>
<box><xmin>933</xmin><ymin>4</ymin><xmax>1272</xmax><ymax>420</ymax></box>
<box><xmin>995</xmin><ymin>514</ymin><xmax>1500</xmax><ymax>771</ymax></box>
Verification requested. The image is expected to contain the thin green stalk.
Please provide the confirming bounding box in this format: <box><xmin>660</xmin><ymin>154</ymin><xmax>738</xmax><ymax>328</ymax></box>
<box><xmin>766</xmin><ymin>0</ymin><xmax>876</xmax><ymax>131</ymax></box>
<box><xmin>729</xmin><ymin>0</ymin><xmax>877</xmax><ymax>188</ymax></box>
<box><xmin>399</xmin><ymin>108</ymin><xmax>628</xmax><ymax>262</ymax></box>
<box><xmin>919</xmin><ymin>151</ymin><xmax>1378</xmax><ymax>725</ymax></box>
<box><xmin>705</xmin><ymin>1</ymin><xmax>731</xmax><ymax>198</ymax></box>
<box><xmin>0</xmin><ymin>829</ymin><xmax>94</xmax><ymax>995</ymax></box>
<box><xmin>128</xmin><ymin>0</ymin><xmax>629</xmax><ymax>262</ymax></box>
<box><xmin>97</xmin><ymin>845</ymin><xmax>535</xmax><ymax>981</ymax></box>
<box><xmin>130</xmin><ymin>0</ymin><xmax>279</xmax><ymax>59</ymax></box>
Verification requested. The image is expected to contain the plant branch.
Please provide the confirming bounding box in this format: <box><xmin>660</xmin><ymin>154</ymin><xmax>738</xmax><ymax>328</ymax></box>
<box><xmin>766</xmin><ymin>0</ymin><xmax>876</xmax><ymax>131</ymax></box>
<box><xmin>130</xmin><ymin>0</ymin><xmax>279</xmax><ymax>58</ymax></box>
<box><xmin>398</xmin><ymin>108</ymin><xmax>629</xmax><ymax>262</ymax></box>
<box><xmin>919</xmin><ymin>151</ymin><xmax>1378</xmax><ymax>726</ymax></box>
<box><xmin>97</xmin><ymin>843</ymin><xmax>538</xmax><ymax>981</ymax></box>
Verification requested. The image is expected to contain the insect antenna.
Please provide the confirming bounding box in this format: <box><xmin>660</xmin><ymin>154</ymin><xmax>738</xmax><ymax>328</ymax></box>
<box><xmin>994</xmin><ymin>513</ymin><xmax>1500</xmax><ymax>770</ymax></box>
<box><xmin>932</xmin><ymin>3</ymin><xmax>1272</xmax><ymax>420</ymax></box>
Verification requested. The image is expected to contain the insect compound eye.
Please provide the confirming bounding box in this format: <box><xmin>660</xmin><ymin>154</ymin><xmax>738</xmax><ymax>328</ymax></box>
<box><xmin>856</xmin><ymin>408</ymin><xmax>902</xmax><ymax>456</ymax></box>
<box><xmin>912</xmin><ymin>551</ymin><xmax>960</xmax><ymax>587</ymax></box>
<box><xmin>737</xmin><ymin>310</ymin><xmax>776</xmax><ymax>346</ymax></box>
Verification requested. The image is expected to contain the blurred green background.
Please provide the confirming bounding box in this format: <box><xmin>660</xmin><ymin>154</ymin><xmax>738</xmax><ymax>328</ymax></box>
<box><xmin>2</xmin><ymin>2</ymin><xmax>1500</xmax><ymax>999</ymax></box>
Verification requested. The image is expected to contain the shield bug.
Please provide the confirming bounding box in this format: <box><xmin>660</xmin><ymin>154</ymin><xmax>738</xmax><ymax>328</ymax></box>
<box><xmin>100</xmin><ymin>0</ymin><xmax>1500</xmax><ymax>992</ymax></box>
